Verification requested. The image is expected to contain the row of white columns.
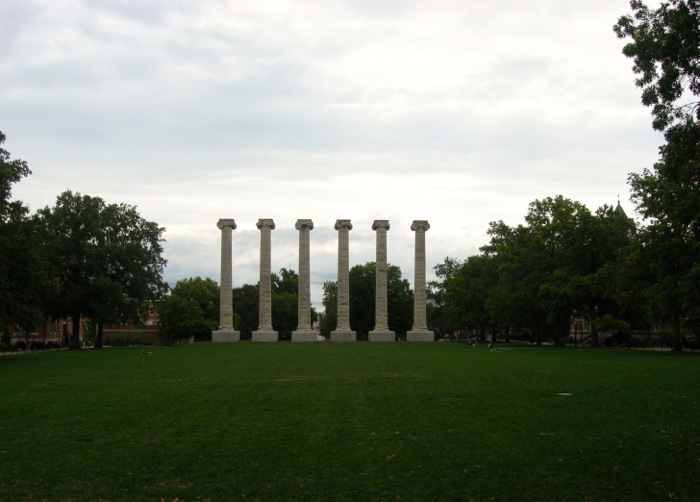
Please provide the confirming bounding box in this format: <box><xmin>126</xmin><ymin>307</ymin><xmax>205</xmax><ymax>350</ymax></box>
<box><xmin>212</xmin><ymin>218</ymin><xmax>434</xmax><ymax>342</ymax></box>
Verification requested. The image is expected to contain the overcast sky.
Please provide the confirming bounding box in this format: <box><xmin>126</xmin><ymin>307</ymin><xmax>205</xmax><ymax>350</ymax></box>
<box><xmin>2</xmin><ymin>0</ymin><xmax>664</xmax><ymax>311</ymax></box>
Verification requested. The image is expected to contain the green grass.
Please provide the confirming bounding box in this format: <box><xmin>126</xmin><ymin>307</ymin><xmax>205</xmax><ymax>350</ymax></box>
<box><xmin>1</xmin><ymin>343</ymin><xmax>698</xmax><ymax>501</ymax></box>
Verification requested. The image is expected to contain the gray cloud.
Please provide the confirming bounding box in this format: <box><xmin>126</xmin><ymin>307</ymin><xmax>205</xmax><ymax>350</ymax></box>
<box><xmin>3</xmin><ymin>0</ymin><xmax>665</xmax><ymax>310</ymax></box>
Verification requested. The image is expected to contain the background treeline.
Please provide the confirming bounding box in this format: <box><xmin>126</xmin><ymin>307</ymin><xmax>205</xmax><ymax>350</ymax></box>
<box><xmin>428</xmin><ymin>0</ymin><xmax>700</xmax><ymax>351</ymax></box>
<box><xmin>427</xmin><ymin>196</ymin><xmax>649</xmax><ymax>346</ymax></box>
<box><xmin>158</xmin><ymin>263</ymin><xmax>415</xmax><ymax>342</ymax></box>
<box><xmin>2</xmin><ymin>1</ymin><xmax>697</xmax><ymax>351</ymax></box>
<box><xmin>0</xmin><ymin>132</ymin><xmax>167</xmax><ymax>350</ymax></box>
<box><xmin>158</xmin><ymin>270</ymin><xmax>311</xmax><ymax>342</ymax></box>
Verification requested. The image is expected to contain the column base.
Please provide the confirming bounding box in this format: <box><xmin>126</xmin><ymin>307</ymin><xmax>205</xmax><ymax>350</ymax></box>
<box><xmin>212</xmin><ymin>330</ymin><xmax>240</xmax><ymax>342</ymax></box>
<box><xmin>369</xmin><ymin>330</ymin><xmax>395</xmax><ymax>342</ymax></box>
<box><xmin>407</xmin><ymin>330</ymin><xmax>434</xmax><ymax>342</ymax></box>
<box><xmin>292</xmin><ymin>330</ymin><xmax>317</xmax><ymax>342</ymax></box>
<box><xmin>252</xmin><ymin>331</ymin><xmax>279</xmax><ymax>342</ymax></box>
<box><xmin>331</xmin><ymin>330</ymin><xmax>356</xmax><ymax>342</ymax></box>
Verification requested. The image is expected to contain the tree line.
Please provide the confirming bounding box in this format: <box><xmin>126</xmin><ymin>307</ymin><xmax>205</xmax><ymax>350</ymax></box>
<box><xmin>428</xmin><ymin>0</ymin><xmax>699</xmax><ymax>351</ymax></box>
<box><xmin>0</xmin><ymin>133</ymin><xmax>167</xmax><ymax>350</ymax></box>
<box><xmin>158</xmin><ymin>262</ymin><xmax>415</xmax><ymax>342</ymax></box>
<box><xmin>158</xmin><ymin>269</ymin><xmax>309</xmax><ymax>342</ymax></box>
<box><xmin>2</xmin><ymin>1</ymin><xmax>696</xmax><ymax>350</ymax></box>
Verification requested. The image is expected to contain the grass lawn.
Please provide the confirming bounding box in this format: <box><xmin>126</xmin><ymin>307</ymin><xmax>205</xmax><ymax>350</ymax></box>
<box><xmin>1</xmin><ymin>342</ymin><xmax>698</xmax><ymax>501</ymax></box>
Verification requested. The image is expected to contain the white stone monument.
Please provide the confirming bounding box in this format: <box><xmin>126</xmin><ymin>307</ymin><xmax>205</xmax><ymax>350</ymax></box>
<box><xmin>407</xmin><ymin>220</ymin><xmax>434</xmax><ymax>342</ymax></box>
<box><xmin>369</xmin><ymin>220</ymin><xmax>395</xmax><ymax>342</ymax></box>
<box><xmin>292</xmin><ymin>219</ymin><xmax>316</xmax><ymax>342</ymax></box>
<box><xmin>212</xmin><ymin>219</ymin><xmax>240</xmax><ymax>342</ymax></box>
<box><xmin>252</xmin><ymin>219</ymin><xmax>278</xmax><ymax>342</ymax></box>
<box><xmin>331</xmin><ymin>219</ymin><xmax>356</xmax><ymax>342</ymax></box>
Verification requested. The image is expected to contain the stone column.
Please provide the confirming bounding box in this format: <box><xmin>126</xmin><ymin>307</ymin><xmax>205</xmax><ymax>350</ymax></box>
<box><xmin>331</xmin><ymin>219</ymin><xmax>356</xmax><ymax>342</ymax></box>
<box><xmin>369</xmin><ymin>220</ymin><xmax>395</xmax><ymax>342</ymax></box>
<box><xmin>407</xmin><ymin>220</ymin><xmax>434</xmax><ymax>342</ymax></box>
<box><xmin>212</xmin><ymin>219</ymin><xmax>240</xmax><ymax>342</ymax></box>
<box><xmin>292</xmin><ymin>219</ymin><xmax>316</xmax><ymax>342</ymax></box>
<box><xmin>253</xmin><ymin>219</ymin><xmax>278</xmax><ymax>342</ymax></box>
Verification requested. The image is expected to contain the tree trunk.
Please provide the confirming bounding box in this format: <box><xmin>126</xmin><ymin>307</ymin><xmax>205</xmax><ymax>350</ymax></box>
<box><xmin>70</xmin><ymin>312</ymin><xmax>81</xmax><ymax>350</ymax></box>
<box><xmin>591</xmin><ymin>322</ymin><xmax>600</xmax><ymax>348</ymax></box>
<box><xmin>672</xmin><ymin>311</ymin><xmax>683</xmax><ymax>351</ymax></box>
<box><xmin>95</xmin><ymin>321</ymin><xmax>104</xmax><ymax>349</ymax></box>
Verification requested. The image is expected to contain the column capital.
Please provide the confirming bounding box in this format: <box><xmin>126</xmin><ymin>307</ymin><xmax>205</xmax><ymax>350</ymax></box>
<box><xmin>217</xmin><ymin>218</ymin><xmax>237</xmax><ymax>230</ymax></box>
<box><xmin>295</xmin><ymin>219</ymin><xmax>314</xmax><ymax>231</ymax></box>
<box><xmin>411</xmin><ymin>220</ymin><xmax>430</xmax><ymax>232</ymax></box>
<box><xmin>372</xmin><ymin>220</ymin><xmax>390</xmax><ymax>231</ymax></box>
<box><xmin>335</xmin><ymin>219</ymin><xmax>353</xmax><ymax>231</ymax></box>
<box><xmin>256</xmin><ymin>218</ymin><xmax>276</xmax><ymax>230</ymax></box>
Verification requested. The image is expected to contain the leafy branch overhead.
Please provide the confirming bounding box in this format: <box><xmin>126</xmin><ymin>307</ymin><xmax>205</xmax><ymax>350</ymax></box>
<box><xmin>614</xmin><ymin>0</ymin><xmax>700</xmax><ymax>130</ymax></box>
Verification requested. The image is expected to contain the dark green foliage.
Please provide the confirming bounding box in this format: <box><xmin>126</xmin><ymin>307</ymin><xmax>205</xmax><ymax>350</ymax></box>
<box><xmin>158</xmin><ymin>277</ymin><xmax>219</xmax><ymax>342</ymax></box>
<box><xmin>233</xmin><ymin>283</ymin><xmax>259</xmax><ymax>338</ymax></box>
<box><xmin>0</xmin><ymin>132</ymin><xmax>44</xmax><ymax>335</ymax></box>
<box><xmin>0</xmin><ymin>132</ymin><xmax>30</xmax><ymax>219</ymax></box>
<box><xmin>438</xmin><ymin>255</ymin><xmax>497</xmax><ymax>339</ymax></box>
<box><xmin>272</xmin><ymin>268</ymin><xmax>299</xmax><ymax>339</ymax></box>
<box><xmin>628</xmin><ymin>120</ymin><xmax>700</xmax><ymax>349</ymax></box>
<box><xmin>322</xmin><ymin>262</ymin><xmax>413</xmax><ymax>338</ymax></box>
<box><xmin>614</xmin><ymin>0</ymin><xmax>700</xmax><ymax>130</ymax></box>
<box><xmin>386</xmin><ymin>265</ymin><xmax>413</xmax><ymax>336</ymax></box>
<box><xmin>615</xmin><ymin>1</ymin><xmax>700</xmax><ymax>350</ymax></box>
<box><xmin>36</xmin><ymin>191</ymin><xmax>167</xmax><ymax>349</ymax></box>
<box><xmin>320</xmin><ymin>280</ymin><xmax>337</xmax><ymax>338</ymax></box>
<box><xmin>432</xmin><ymin>197</ymin><xmax>635</xmax><ymax>344</ymax></box>
<box><xmin>349</xmin><ymin>262</ymin><xmax>376</xmax><ymax>338</ymax></box>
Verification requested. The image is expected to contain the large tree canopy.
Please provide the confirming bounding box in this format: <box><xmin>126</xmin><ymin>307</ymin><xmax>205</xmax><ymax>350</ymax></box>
<box><xmin>37</xmin><ymin>191</ymin><xmax>167</xmax><ymax>349</ymax></box>
<box><xmin>616</xmin><ymin>1</ymin><xmax>700</xmax><ymax>350</ymax></box>
<box><xmin>428</xmin><ymin>196</ymin><xmax>635</xmax><ymax>345</ymax></box>
<box><xmin>614</xmin><ymin>0</ymin><xmax>700</xmax><ymax>130</ymax></box>
<box><xmin>629</xmin><ymin>120</ymin><xmax>700</xmax><ymax>349</ymax></box>
<box><xmin>0</xmin><ymin>132</ymin><xmax>44</xmax><ymax>338</ymax></box>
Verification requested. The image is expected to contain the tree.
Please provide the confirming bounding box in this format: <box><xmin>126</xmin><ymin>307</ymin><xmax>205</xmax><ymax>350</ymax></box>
<box><xmin>159</xmin><ymin>277</ymin><xmax>219</xmax><ymax>342</ymax></box>
<box><xmin>628</xmin><ymin>120</ymin><xmax>700</xmax><ymax>350</ymax></box>
<box><xmin>0</xmin><ymin>132</ymin><xmax>30</xmax><ymax>217</ymax></box>
<box><xmin>480</xmin><ymin>196</ymin><xmax>635</xmax><ymax>345</ymax></box>
<box><xmin>444</xmin><ymin>255</ymin><xmax>498</xmax><ymax>341</ymax></box>
<box><xmin>320</xmin><ymin>280</ymin><xmax>337</xmax><ymax>338</ymax></box>
<box><xmin>37</xmin><ymin>191</ymin><xmax>167</xmax><ymax>349</ymax></box>
<box><xmin>0</xmin><ymin>132</ymin><xmax>44</xmax><ymax>339</ymax></box>
<box><xmin>386</xmin><ymin>264</ymin><xmax>414</xmax><ymax>337</ymax></box>
<box><xmin>322</xmin><ymin>263</ymin><xmax>413</xmax><ymax>339</ymax></box>
<box><xmin>349</xmin><ymin>263</ymin><xmax>376</xmax><ymax>338</ymax></box>
<box><xmin>614</xmin><ymin>0</ymin><xmax>700</xmax><ymax>131</ymax></box>
<box><xmin>232</xmin><ymin>284</ymin><xmax>258</xmax><ymax>339</ymax></box>
<box><xmin>427</xmin><ymin>257</ymin><xmax>464</xmax><ymax>336</ymax></box>
<box><xmin>272</xmin><ymin>268</ymin><xmax>299</xmax><ymax>340</ymax></box>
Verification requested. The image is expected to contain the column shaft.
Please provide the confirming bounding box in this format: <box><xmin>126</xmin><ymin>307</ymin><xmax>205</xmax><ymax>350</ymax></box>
<box><xmin>331</xmin><ymin>219</ymin><xmax>356</xmax><ymax>342</ymax></box>
<box><xmin>253</xmin><ymin>219</ymin><xmax>277</xmax><ymax>342</ymax></box>
<box><xmin>369</xmin><ymin>220</ymin><xmax>394</xmax><ymax>341</ymax></box>
<box><xmin>292</xmin><ymin>219</ymin><xmax>316</xmax><ymax>342</ymax></box>
<box><xmin>408</xmin><ymin>220</ymin><xmax>434</xmax><ymax>341</ymax></box>
<box><xmin>212</xmin><ymin>219</ymin><xmax>240</xmax><ymax>342</ymax></box>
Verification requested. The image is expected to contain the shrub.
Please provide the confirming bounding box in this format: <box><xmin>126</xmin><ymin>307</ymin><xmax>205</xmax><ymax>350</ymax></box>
<box><xmin>104</xmin><ymin>331</ymin><xmax>162</xmax><ymax>346</ymax></box>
